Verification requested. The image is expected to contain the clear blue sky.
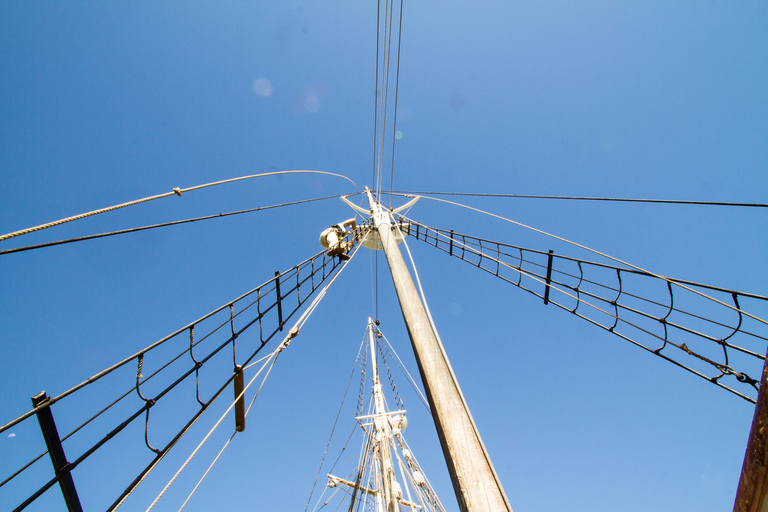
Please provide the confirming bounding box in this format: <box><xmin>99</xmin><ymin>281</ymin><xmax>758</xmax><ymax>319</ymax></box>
<box><xmin>1</xmin><ymin>2</ymin><xmax>767</xmax><ymax>511</ymax></box>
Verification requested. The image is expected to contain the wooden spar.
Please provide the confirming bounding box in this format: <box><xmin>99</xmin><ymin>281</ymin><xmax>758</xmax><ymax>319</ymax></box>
<box><xmin>734</xmin><ymin>351</ymin><xmax>768</xmax><ymax>512</ymax></box>
<box><xmin>365</xmin><ymin>189</ymin><xmax>511</xmax><ymax>512</ymax></box>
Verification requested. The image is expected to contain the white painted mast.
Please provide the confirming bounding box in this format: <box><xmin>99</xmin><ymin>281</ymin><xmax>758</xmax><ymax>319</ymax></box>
<box><xmin>368</xmin><ymin>317</ymin><xmax>398</xmax><ymax>512</ymax></box>
<box><xmin>325</xmin><ymin>319</ymin><xmax>445</xmax><ymax>512</ymax></box>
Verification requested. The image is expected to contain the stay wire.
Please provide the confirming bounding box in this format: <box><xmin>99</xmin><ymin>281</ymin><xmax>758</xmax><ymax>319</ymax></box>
<box><xmin>378</xmin><ymin>332</ymin><xmax>430</xmax><ymax>412</ymax></box>
<box><xmin>176</xmin><ymin>349</ymin><xmax>282</xmax><ymax>512</ymax></box>
<box><xmin>451</xmin><ymin>232</ymin><xmax>768</xmax><ymax>348</ymax></box>
<box><xmin>0</xmin><ymin>194</ymin><xmax>345</xmax><ymax>256</ymax></box>
<box><xmin>376</xmin><ymin>251</ymin><xmax>379</xmax><ymax>320</ymax></box>
<box><xmin>389</xmin><ymin>190</ymin><xmax>768</xmax><ymax>208</ymax></box>
<box><xmin>399</xmin><ymin>214</ymin><xmax>760</xmax><ymax>402</ymax></box>
<box><xmin>0</xmin><ymin>170</ymin><xmax>359</xmax><ymax>242</ymax></box>
<box><xmin>371</xmin><ymin>0</ymin><xmax>381</xmax><ymax>188</ymax></box>
<box><xmin>0</xmin><ymin>305</ymin><xmax>239</xmax><ymax>490</ymax></box>
<box><xmin>388</xmin><ymin>0</ymin><xmax>404</xmax><ymax>208</ymax></box>
<box><xmin>304</xmin><ymin>333</ymin><xmax>369</xmax><ymax>512</ymax></box>
<box><xmin>397</xmin><ymin>193</ymin><xmax>768</xmax><ymax>328</ymax></box>
<box><xmin>0</xmin><ymin>247</ymin><xmax>333</xmax><ymax>436</ymax></box>
<box><xmin>147</xmin><ymin>245</ymin><xmax>360</xmax><ymax>510</ymax></box>
<box><xmin>376</xmin><ymin>0</ymin><xmax>393</xmax><ymax>197</ymax></box>
<box><xmin>146</xmin><ymin>340</ymin><xmax>285</xmax><ymax>511</ymax></box>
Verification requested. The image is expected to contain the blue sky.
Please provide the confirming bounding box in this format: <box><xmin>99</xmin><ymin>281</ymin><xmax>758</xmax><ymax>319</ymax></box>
<box><xmin>1</xmin><ymin>2</ymin><xmax>767</xmax><ymax>511</ymax></box>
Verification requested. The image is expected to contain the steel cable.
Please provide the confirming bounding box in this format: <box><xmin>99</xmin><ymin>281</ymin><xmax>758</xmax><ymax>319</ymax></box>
<box><xmin>0</xmin><ymin>194</ymin><xmax>346</xmax><ymax>256</ymax></box>
<box><xmin>155</xmin><ymin>246</ymin><xmax>360</xmax><ymax>510</ymax></box>
<box><xmin>448</xmin><ymin>229</ymin><xmax>768</xmax><ymax>348</ymax></box>
<box><xmin>402</xmin><ymin>217</ymin><xmax>763</xmax><ymax>402</ymax></box>
<box><xmin>398</xmin><ymin>193</ymin><xmax>768</xmax><ymax>328</ymax></box>
<box><xmin>389</xmin><ymin>190</ymin><xmax>768</xmax><ymax>208</ymax></box>
<box><xmin>304</xmin><ymin>333</ymin><xmax>369</xmax><ymax>512</ymax></box>
<box><xmin>0</xmin><ymin>250</ymin><xmax>335</xmax><ymax>435</ymax></box>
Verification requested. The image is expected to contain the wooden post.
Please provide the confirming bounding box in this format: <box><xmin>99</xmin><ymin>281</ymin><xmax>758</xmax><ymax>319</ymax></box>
<box><xmin>366</xmin><ymin>189</ymin><xmax>511</xmax><ymax>512</ymax></box>
<box><xmin>734</xmin><ymin>354</ymin><xmax>768</xmax><ymax>512</ymax></box>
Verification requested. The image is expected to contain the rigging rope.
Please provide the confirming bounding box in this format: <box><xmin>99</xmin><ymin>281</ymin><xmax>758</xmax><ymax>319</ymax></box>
<box><xmin>401</xmin><ymin>217</ymin><xmax>764</xmax><ymax>402</ymax></box>
<box><xmin>376</xmin><ymin>0</ymin><xmax>393</xmax><ymax>196</ymax></box>
<box><xmin>437</xmin><ymin>227</ymin><xmax>768</xmax><ymax>348</ymax></box>
<box><xmin>371</xmin><ymin>0</ymin><xmax>381</xmax><ymax>189</ymax></box>
<box><xmin>5</xmin><ymin>244</ymin><xmax>357</xmax><ymax>511</ymax></box>
<box><xmin>146</xmin><ymin>336</ymin><xmax>289</xmax><ymax>512</ymax></box>
<box><xmin>304</xmin><ymin>333</ymin><xmax>369</xmax><ymax>512</ymax></box>
<box><xmin>399</xmin><ymin>194</ymin><xmax>768</xmax><ymax>328</ymax></box>
<box><xmin>387</xmin><ymin>0</ymin><xmax>404</xmax><ymax>207</ymax></box>
<box><xmin>378</xmin><ymin>332</ymin><xmax>430</xmax><ymax>412</ymax></box>
<box><xmin>0</xmin><ymin>249</ymin><xmax>339</xmax><ymax>435</ymax></box>
<box><xmin>0</xmin><ymin>194</ymin><xmax>345</xmax><ymax>255</ymax></box>
<box><xmin>388</xmin><ymin>190</ymin><xmax>768</xmax><ymax>208</ymax></box>
<box><xmin>0</xmin><ymin>170</ymin><xmax>358</xmax><ymax>242</ymax></box>
<box><xmin>145</xmin><ymin>244</ymin><xmax>361</xmax><ymax>510</ymax></box>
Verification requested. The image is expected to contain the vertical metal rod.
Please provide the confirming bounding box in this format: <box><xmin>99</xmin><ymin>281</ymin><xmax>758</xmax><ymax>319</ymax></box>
<box><xmin>365</xmin><ymin>188</ymin><xmax>511</xmax><ymax>512</ymax></box>
<box><xmin>275</xmin><ymin>270</ymin><xmax>283</xmax><ymax>331</ymax></box>
<box><xmin>234</xmin><ymin>366</ymin><xmax>245</xmax><ymax>432</ymax></box>
<box><xmin>543</xmin><ymin>249</ymin><xmax>554</xmax><ymax>305</ymax></box>
<box><xmin>449</xmin><ymin>229</ymin><xmax>454</xmax><ymax>256</ymax></box>
<box><xmin>31</xmin><ymin>392</ymin><xmax>83</xmax><ymax>512</ymax></box>
<box><xmin>734</xmin><ymin>350</ymin><xmax>768</xmax><ymax>511</ymax></box>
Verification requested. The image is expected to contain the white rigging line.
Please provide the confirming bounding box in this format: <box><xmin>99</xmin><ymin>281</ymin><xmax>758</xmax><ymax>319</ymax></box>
<box><xmin>376</xmin><ymin>0</ymin><xmax>390</xmax><ymax>196</ymax></box>
<box><xmin>136</xmin><ymin>243</ymin><xmax>362</xmax><ymax>511</ymax></box>
<box><xmin>0</xmin><ymin>170</ymin><xmax>359</xmax><ymax>242</ymax></box>
<box><xmin>176</xmin><ymin>339</ymin><xmax>284</xmax><ymax>512</ymax></box>
<box><xmin>379</xmin><ymin>332</ymin><xmax>430</xmax><ymax>412</ymax></box>
<box><xmin>304</xmin><ymin>332</ymin><xmax>370</xmax><ymax>512</ymax></box>
<box><xmin>176</xmin><ymin>349</ymin><xmax>290</xmax><ymax>512</ymax></box>
<box><xmin>387</xmin><ymin>0</ymin><xmax>405</xmax><ymax>207</ymax></box>
<box><xmin>405</xmin><ymin>194</ymin><xmax>768</xmax><ymax>327</ymax></box>
<box><xmin>144</xmin><ymin>335</ymin><xmax>288</xmax><ymax>511</ymax></box>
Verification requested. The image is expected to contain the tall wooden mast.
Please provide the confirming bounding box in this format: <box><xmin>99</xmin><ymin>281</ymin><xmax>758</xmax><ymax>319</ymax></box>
<box><xmin>363</xmin><ymin>189</ymin><xmax>512</xmax><ymax>512</ymax></box>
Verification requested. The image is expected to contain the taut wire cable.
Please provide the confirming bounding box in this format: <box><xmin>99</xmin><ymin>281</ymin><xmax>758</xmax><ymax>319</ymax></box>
<box><xmin>379</xmin><ymin>332</ymin><xmax>430</xmax><ymax>412</ymax></box>
<box><xmin>400</xmin><ymin>194</ymin><xmax>768</xmax><ymax>327</ymax></box>
<box><xmin>0</xmin><ymin>194</ymin><xmax>345</xmax><ymax>255</ymax></box>
<box><xmin>0</xmin><ymin>170</ymin><xmax>358</xmax><ymax>242</ymax></box>
<box><xmin>375</xmin><ymin>0</ymin><xmax>394</xmax><ymax>197</ymax></box>
<box><xmin>303</xmin><ymin>333</ymin><xmax>369</xmax><ymax>512</ymax></box>
<box><xmin>146</xmin><ymin>338</ymin><xmax>286</xmax><ymax>512</ymax></box>
<box><xmin>176</xmin><ymin>348</ymin><xmax>282</xmax><ymax>512</ymax></box>
<box><xmin>389</xmin><ymin>190</ymin><xmax>768</xmax><ymax>208</ymax></box>
<box><xmin>398</xmin><ymin>215</ymin><xmax>760</xmax><ymax>402</ymax></box>
<box><xmin>0</xmin><ymin>248</ymin><xmax>339</xmax><ymax>436</ymax></box>
<box><xmin>388</xmin><ymin>0</ymin><xmax>404</xmax><ymax>208</ymax></box>
<box><xmin>371</xmin><ymin>0</ymin><xmax>381</xmax><ymax>188</ymax></box>
<box><xmin>144</xmin><ymin>244</ymin><xmax>361</xmax><ymax>510</ymax></box>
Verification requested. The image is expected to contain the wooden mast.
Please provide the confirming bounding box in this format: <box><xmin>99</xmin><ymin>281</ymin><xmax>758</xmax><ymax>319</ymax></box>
<box><xmin>364</xmin><ymin>189</ymin><xmax>511</xmax><ymax>512</ymax></box>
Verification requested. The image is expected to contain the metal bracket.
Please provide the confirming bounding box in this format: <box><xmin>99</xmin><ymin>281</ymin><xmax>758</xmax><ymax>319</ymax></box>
<box><xmin>340</xmin><ymin>195</ymin><xmax>371</xmax><ymax>215</ymax></box>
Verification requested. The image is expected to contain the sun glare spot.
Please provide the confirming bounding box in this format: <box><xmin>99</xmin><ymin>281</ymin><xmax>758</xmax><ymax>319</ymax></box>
<box><xmin>304</xmin><ymin>95</ymin><xmax>321</xmax><ymax>113</ymax></box>
<box><xmin>252</xmin><ymin>78</ymin><xmax>273</xmax><ymax>97</ymax></box>
<box><xmin>395</xmin><ymin>130</ymin><xmax>403</xmax><ymax>140</ymax></box>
